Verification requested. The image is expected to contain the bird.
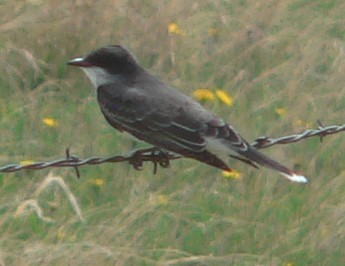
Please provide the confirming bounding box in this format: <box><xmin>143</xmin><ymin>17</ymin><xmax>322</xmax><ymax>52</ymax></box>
<box><xmin>67</xmin><ymin>45</ymin><xmax>307</xmax><ymax>183</ymax></box>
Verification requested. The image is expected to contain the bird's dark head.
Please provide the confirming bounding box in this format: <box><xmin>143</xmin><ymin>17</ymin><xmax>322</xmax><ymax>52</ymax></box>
<box><xmin>67</xmin><ymin>45</ymin><xmax>141</xmax><ymax>88</ymax></box>
<box><xmin>68</xmin><ymin>45</ymin><xmax>140</xmax><ymax>74</ymax></box>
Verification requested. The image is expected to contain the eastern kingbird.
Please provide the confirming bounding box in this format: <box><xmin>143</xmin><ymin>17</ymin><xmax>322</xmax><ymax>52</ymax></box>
<box><xmin>67</xmin><ymin>45</ymin><xmax>307</xmax><ymax>183</ymax></box>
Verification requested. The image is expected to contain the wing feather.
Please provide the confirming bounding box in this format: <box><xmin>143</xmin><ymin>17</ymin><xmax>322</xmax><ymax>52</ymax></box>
<box><xmin>97</xmin><ymin>84</ymin><xmax>206</xmax><ymax>153</ymax></box>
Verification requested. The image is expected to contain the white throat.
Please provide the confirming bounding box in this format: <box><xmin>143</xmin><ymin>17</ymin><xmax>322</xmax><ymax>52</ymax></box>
<box><xmin>81</xmin><ymin>66</ymin><xmax>114</xmax><ymax>89</ymax></box>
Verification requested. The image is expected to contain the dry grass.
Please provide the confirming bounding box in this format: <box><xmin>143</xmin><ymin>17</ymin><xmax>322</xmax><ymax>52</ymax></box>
<box><xmin>14</xmin><ymin>172</ymin><xmax>84</xmax><ymax>223</ymax></box>
<box><xmin>0</xmin><ymin>0</ymin><xmax>344</xmax><ymax>265</ymax></box>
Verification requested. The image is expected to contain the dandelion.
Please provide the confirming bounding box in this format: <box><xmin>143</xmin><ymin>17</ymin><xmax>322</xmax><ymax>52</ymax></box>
<box><xmin>57</xmin><ymin>229</ymin><xmax>66</xmax><ymax>240</ymax></box>
<box><xmin>157</xmin><ymin>194</ymin><xmax>168</xmax><ymax>205</ymax></box>
<box><xmin>208</xmin><ymin>28</ymin><xmax>219</xmax><ymax>36</ymax></box>
<box><xmin>42</xmin><ymin>118</ymin><xmax>58</xmax><ymax>127</ymax></box>
<box><xmin>305</xmin><ymin>122</ymin><xmax>312</xmax><ymax>128</ymax></box>
<box><xmin>167</xmin><ymin>23</ymin><xmax>185</xmax><ymax>35</ymax></box>
<box><xmin>295</xmin><ymin>119</ymin><xmax>312</xmax><ymax>129</ymax></box>
<box><xmin>222</xmin><ymin>170</ymin><xmax>241</xmax><ymax>179</ymax></box>
<box><xmin>216</xmin><ymin>89</ymin><xmax>233</xmax><ymax>106</ymax></box>
<box><xmin>275</xmin><ymin>108</ymin><xmax>286</xmax><ymax>117</ymax></box>
<box><xmin>193</xmin><ymin>89</ymin><xmax>215</xmax><ymax>101</ymax></box>
<box><xmin>295</xmin><ymin>118</ymin><xmax>304</xmax><ymax>127</ymax></box>
<box><xmin>149</xmin><ymin>193</ymin><xmax>168</xmax><ymax>205</ymax></box>
<box><xmin>91</xmin><ymin>178</ymin><xmax>105</xmax><ymax>187</ymax></box>
<box><xmin>20</xmin><ymin>160</ymin><xmax>35</xmax><ymax>166</ymax></box>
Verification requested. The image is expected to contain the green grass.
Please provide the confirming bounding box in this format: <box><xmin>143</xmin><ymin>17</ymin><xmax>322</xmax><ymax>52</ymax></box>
<box><xmin>0</xmin><ymin>0</ymin><xmax>344</xmax><ymax>265</ymax></box>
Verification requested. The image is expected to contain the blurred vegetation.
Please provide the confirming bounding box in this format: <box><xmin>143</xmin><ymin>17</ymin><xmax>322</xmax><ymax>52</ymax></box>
<box><xmin>0</xmin><ymin>0</ymin><xmax>344</xmax><ymax>265</ymax></box>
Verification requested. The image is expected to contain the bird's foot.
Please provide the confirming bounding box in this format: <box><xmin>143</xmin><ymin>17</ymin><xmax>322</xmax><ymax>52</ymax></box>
<box><xmin>128</xmin><ymin>147</ymin><xmax>178</xmax><ymax>174</ymax></box>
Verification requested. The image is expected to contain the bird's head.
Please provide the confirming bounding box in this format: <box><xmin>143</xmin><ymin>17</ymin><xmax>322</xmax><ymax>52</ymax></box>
<box><xmin>67</xmin><ymin>45</ymin><xmax>140</xmax><ymax>88</ymax></box>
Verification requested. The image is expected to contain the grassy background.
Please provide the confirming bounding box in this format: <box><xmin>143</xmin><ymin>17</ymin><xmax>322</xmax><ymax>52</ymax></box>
<box><xmin>0</xmin><ymin>0</ymin><xmax>344</xmax><ymax>265</ymax></box>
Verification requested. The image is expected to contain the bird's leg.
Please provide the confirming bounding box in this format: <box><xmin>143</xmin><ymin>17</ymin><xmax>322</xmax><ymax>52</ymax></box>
<box><xmin>157</xmin><ymin>151</ymin><xmax>171</xmax><ymax>168</ymax></box>
<box><xmin>129</xmin><ymin>149</ymin><xmax>146</xmax><ymax>170</ymax></box>
<box><xmin>128</xmin><ymin>147</ymin><xmax>179</xmax><ymax>173</ymax></box>
<box><xmin>128</xmin><ymin>147</ymin><xmax>161</xmax><ymax>171</ymax></box>
<box><xmin>149</xmin><ymin>149</ymin><xmax>171</xmax><ymax>174</ymax></box>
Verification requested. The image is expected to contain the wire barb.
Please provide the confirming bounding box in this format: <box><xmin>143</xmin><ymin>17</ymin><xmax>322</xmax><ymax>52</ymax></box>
<box><xmin>66</xmin><ymin>147</ymin><xmax>80</xmax><ymax>179</ymax></box>
<box><xmin>0</xmin><ymin>122</ymin><xmax>344</xmax><ymax>174</ymax></box>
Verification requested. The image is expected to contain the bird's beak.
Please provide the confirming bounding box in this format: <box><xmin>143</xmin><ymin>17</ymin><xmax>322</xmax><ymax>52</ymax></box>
<box><xmin>67</xmin><ymin>57</ymin><xmax>93</xmax><ymax>67</ymax></box>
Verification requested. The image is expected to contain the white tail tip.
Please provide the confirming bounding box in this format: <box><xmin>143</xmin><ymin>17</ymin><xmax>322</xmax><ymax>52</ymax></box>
<box><xmin>281</xmin><ymin>172</ymin><xmax>308</xmax><ymax>183</ymax></box>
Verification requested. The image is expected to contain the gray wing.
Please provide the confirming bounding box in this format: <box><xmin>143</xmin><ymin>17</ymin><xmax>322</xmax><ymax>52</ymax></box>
<box><xmin>97</xmin><ymin>84</ymin><xmax>207</xmax><ymax>152</ymax></box>
<box><xmin>96</xmin><ymin>83</ymin><xmax>244</xmax><ymax>171</ymax></box>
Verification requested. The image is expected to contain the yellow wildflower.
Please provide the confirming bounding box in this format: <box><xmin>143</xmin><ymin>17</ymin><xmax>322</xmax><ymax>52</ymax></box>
<box><xmin>216</xmin><ymin>89</ymin><xmax>233</xmax><ymax>106</ymax></box>
<box><xmin>295</xmin><ymin>118</ymin><xmax>304</xmax><ymax>127</ymax></box>
<box><xmin>305</xmin><ymin>122</ymin><xmax>312</xmax><ymax>129</ymax></box>
<box><xmin>193</xmin><ymin>89</ymin><xmax>215</xmax><ymax>101</ymax></box>
<box><xmin>57</xmin><ymin>229</ymin><xmax>66</xmax><ymax>240</ymax></box>
<box><xmin>20</xmin><ymin>160</ymin><xmax>35</xmax><ymax>166</ymax></box>
<box><xmin>295</xmin><ymin>119</ymin><xmax>312</xmax><ymax>129</ymax></box>
<box><xmin>284</xmin><ymin>263</ymin><xmax>294</xmax><ymax>266</ymax></box>
<box><xmin>222</xmin><ymin>170</ymin><xmax>241</xmax><ymax>179</ymax></box>
<box><xmin>275</xmin><ymin>108</ymin><xmax>286</xmax><ymax>117</ymax></box>
<box><xmin>167</xmin><ymin>23</ymin><xmax>184</xmax><ymax>35</ymax></box>
<box><xmin>149</xmin><ymin>194</ymin><xmax>169</xmax><ymax>205</ymax></box>
<box><xmin>208</xmin><ymin>28</ymin><xmax>219</xmax><ymax>36</ymax></box>
<box><xmin>157</xmin><ymin>194</ymin><xmax>168</xmax><ymax>205</ymax></box>
<box><xmin>91</xmin><ymin>178</ymin><xmax>105</xmax><ymax>187</ymax></box>
<box><xmin>42</xmin><ymin>118</ymin><xmax>58</xmax><ymax>127</ymax></box>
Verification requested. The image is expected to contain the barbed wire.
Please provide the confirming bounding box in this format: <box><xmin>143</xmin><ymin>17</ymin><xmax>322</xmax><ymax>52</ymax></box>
<box><xmin>251</xmin><ymin>121</ymin><xmax>345</xmax><ymax>148</ymax></box>
<box><xmin>0</xmin><ymin>147</ymin><xmax>181</xmax><ymax>176</ymax></box>
<box><xmin>0</xmin><ymin>122</ymin><xmax>344</xmax><ymax>175</ymax></box>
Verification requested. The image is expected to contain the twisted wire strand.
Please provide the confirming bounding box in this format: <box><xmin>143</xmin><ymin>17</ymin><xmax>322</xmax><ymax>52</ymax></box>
<box><xmin>0</xmin><ymin>148</ymin><xmax>181</xmax><ymax>174</ymax></box>
<box><xmin>0</xmin><ymin>123</ymin><xmax>344</xmax><ymax>174</ymax></box>
<box><xmin>251</xmin><ymin>123</ymin><xmax>345</xmax><ymax>148</ymax></box>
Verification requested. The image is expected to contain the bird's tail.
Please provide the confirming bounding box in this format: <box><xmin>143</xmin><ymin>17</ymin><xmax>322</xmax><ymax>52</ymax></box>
<box><xmin>238</xmin><ymin>147</ymin><xmax>308</xmax><ymax>183</ymax></box>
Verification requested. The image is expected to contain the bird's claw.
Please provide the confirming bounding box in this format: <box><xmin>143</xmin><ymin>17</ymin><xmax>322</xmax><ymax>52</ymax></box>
<box><xmin>128</xmin><ymin>150</ymin><xmax>144</xmax><ymax>170</ymax></box>
<box><xmin>128</xmin><ymin>148</ymin><xmax>171</xmax><ymax>173</ymax></box>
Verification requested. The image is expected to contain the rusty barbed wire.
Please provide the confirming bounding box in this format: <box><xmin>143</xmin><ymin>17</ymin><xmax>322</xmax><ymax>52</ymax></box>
<box><xmin>0</xmin><ymin>123</ymin><xmax>344</xmax><ymax>174</ymax></box>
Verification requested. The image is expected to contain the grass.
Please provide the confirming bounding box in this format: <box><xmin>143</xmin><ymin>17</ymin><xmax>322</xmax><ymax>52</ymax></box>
<box><xmin>0</xmin><ymin>0</ymin><xmax>345</xmax><ymax>265</ymax></box>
